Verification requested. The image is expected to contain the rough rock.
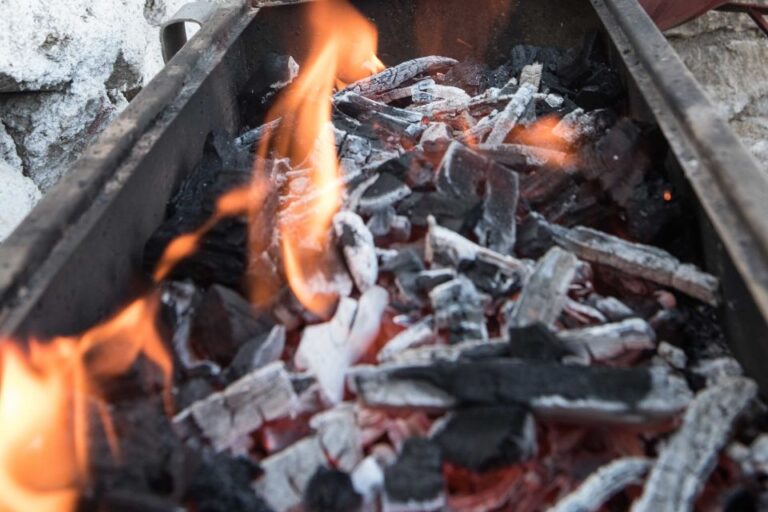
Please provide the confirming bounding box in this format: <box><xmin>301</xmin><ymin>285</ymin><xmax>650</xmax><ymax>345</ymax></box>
<box><xmin>0</xmin><ymin>161</ymin><xmax>41</xmax><ymax>242</ymax></box>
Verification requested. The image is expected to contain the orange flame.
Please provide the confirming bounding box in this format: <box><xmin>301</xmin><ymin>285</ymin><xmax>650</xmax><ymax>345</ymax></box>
<box><xmin>512</xmin><ymin>114</ymin><xmax>578</xmax><ymax>168</ymax></box>
<box><xmin>256</xmin><ymin>0</ymin><xmax>383</xmax><ymax>317</ymax></box>
<box><xmin>0</xmin><ymin>294</ymin><xmax>171</xmax><ymax>512</ymax></box>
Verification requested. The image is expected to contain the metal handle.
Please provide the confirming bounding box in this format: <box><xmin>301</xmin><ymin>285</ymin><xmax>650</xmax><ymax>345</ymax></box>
<box><xmin>161</xmin><ymin>1</ymin><xmax>219</xmax><ymax>63</ymax></box>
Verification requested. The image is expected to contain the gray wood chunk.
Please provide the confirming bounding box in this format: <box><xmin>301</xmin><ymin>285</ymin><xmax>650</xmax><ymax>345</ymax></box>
<box><xmin>550</xmin><ymin>458</ymin><xmax>651</xmax><ymax>512</ymax></box>
<box><xmin>485</xmin><ymin>83</ymin><xmax>537</xmax><ymax>145</ymax></box>
<box><xmin>632</xmin><ymin>377</ymin><xmax>757</xmax><ymax>512</ymax></box>
<box><xmin>509</xmin><ymin>247</ymin><xmax>578</xmax><ymax>328</ymax></box>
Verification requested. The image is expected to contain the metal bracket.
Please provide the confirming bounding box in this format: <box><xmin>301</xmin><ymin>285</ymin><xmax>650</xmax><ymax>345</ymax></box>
<box><xmin>161</xmin><ymin>1</ymin><xmax>219</xmax><ymax>63</ymax></box>
<box><xmin>716</xmin><ymin>2</ymin><xmax>768</xmax><ymax>37</ymax></box>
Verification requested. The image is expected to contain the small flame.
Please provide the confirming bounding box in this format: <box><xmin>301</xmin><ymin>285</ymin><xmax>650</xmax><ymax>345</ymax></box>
<box><xmin>512</xmin><ymin>115</ymin><xmax>578</xmax><ymax>168</ymax></box>
<box><xmin>256</xmin><ymin>0</ymin><xmax>382</xmax><ymax>317</ymax></box>
<box><xmin>0</xmin><ymin>295</ymin><xmax>171</xmax><ymax>512</ymax></box>
<box><xmin>663</xmin><ymin>190</ymin><xmax>673</xmax><ymax>202</ymax></box>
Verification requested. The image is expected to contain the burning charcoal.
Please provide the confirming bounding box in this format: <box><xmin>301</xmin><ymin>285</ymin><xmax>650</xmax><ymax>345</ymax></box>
<box><xmin>256</xmin><ymin>437</ymin><xmax>327</xmax><ymax>512</ymax></box>
<box><xmin>474</xmin><ymin>160</ymin><xmax>520</xmax><ymax>255</ymax></box>
<box><xmin>378</xmin><ymin>316</ymin><xmax>437</xmax><ymax>362</ymax></box>
<box><xmin>358</xmin><ymin>173</ymin><xmax>412</xmax><ymax>214</ymax></box>
<box><xmin>383</xmin><ymin>438</ymin><xmax>445</xmax><ymax>512</ymax></box>
<box><xmin>257</xmin><ymin>406</ymin><xmax>363</xmax><ymax>512</ymax></box>
<box><xmin>304</xmin><ymin>467</ymin><xmax>362</xmax><ymax>512</ymax></box>
<box><xmin>296</xmin><ymin>287</ymin><xmax>389</xmax><ymax>403</ymax></box>
<box><xmin>563</xmin><ymin>298</ymin><xmax>608</xmax><ymax>326</ymax></box>
<box><xmin>351</xmin><ymin>361</ymin><xmax>692</xmax><ymax>424</ymax></box>
<box><xmin>691</xmin><ymin>357</ymin><xmax>743</xmax><ymax>387</ymax></box>
<box><xmin>183</xmin><ymin>453</ymin><xmax>271</xmax><ymax>512</ymax></box>
<box><xmin>173</xmin><ymin>361</ymin><xmax>297</xmax><ymax>452</ymax></box>
<box><xmin>295</xmin><ymin>297</ymin><xmax>357</xmax><ymax>403</ymax></box>
<box><xmin>235</xmin><ymin>117</ymin><xmax>282</xmax><ymax>148</ymax></box>
<box><xmin>189</xmin><ymin>284</ymin><xmax>276</xmax><ymax>367</ymax></box>
<box><xmin>429</xmin><ymin>277</ymin><xmax>489</xmax><ymax>344</ymax></box>
<box><xmin>550</xmin><ymin>457</ymin><xmax>651</xmax><ymax>512</ymax></box>
<box><xmin>477</xmin><ymin>143</ymin><xmax>574</xmax><ymax>169</ymax></box>
<box><xmin>558</xmin><ymin>318</ymin><xmax>656</xmax><ymax>362</ymax></box>
<box><xmin>334</xmin><ymin>211</ymin><xmax>378</xmax><ymax>292</ymax></box>
<box><xmin>367</xmin><ymin>206</ymin><xmax>397</xmax><ymax>237</ymax></box>
<box><xmin>553</xmin><ymin>108</ymin><xmax>606</xmax><ymax>145</ymax></box>
<box><xmin>225</xmin><ymin>324</ymin><xmax>286</xmax><ymax>382</ymax></box>
<box><xmin>412</xmin><ymin>79</ymin><xmax>471</xmax><ymax>104</ymax></box>
<box><xmin>523</xmin><ymin>213</ymin><xmax>720</xmax><ymax>304</ymax></box>
<box><xmin>485</xmin><ymin>83</ymin><xmax>537</xmax><ymax>145</ymax></box>
<box><xmin>335</xmin><ymin>90</ymin><xmax>424</xmax><ymax>124</ymax></box>
<box><xmin>396</xmin><ymin>191</ymin><xmax>480</xmax><ymax>232</ymax></box>
<box><xmin>587</xmin><ymin>294</ymin><xmax>636</xmax><ymax>321</ymax></box>
<box><xmin>380</xmin><ymin>248</ymin><xmax>425</xmax><ymax>275</ymax></box>
<box><xmin>342</xmin><ymin>56</ymin><xmax>458</xmax><ymax>98</ymax></box>
<box><xmin>337</xmin><ymin>130</ymin><xmax>374</xmax><ymax>168</ymax></box>
<box><xmin>388</xmin><ymin>338</ymin><xmax>509</xmax><ymax>366</ymax></box>
<box><xmin>420</xmin><ymin>122</ymin><xmax>452</xmax><ymax>144</ymax></box>
<box><xmin>507</xmin><ymin>247</ymin><xmax>578</xmax><ymax>328</ymax></box>
<box><xmin>432</xmin><ymin>405</ymin><xmax>536</xmax><ymax>471</ymax></box>
<box><xmin>508</xmin><ymin>323</ymin><xmax>574</xmax><ymax>361</ymax></box>
<box><xmin>426</xmin><ymin>217</ymin><xmax>528</xmax><ymax>282</ymax></box>
<box><xmin>435</xmin><ymin>141</ymin><xmax>487</xmax><ymax>201</ymax></box>
<box><xmin>395</xmin><ymin>268</ymin><xmax>456</xmax><ymax>306</ymax></box>
<box><xmin>519</xmin><ymin>62</ymin><xmax>543</xmax><ymax>90</ymax></box>
<box><xmin>633</xmin><ymin>377</ymin><xmax>758</xmax><ymax>512</ymax></box>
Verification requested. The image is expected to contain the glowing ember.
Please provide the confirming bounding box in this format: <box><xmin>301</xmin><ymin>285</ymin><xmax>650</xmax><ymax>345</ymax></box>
<box><xmin>663</xmin><ymin>190</ymin><xmax>673</xmax><ymax>202</ymax></box>
<box><xmin>256</xmin><ymin>0</ymin><xmax>384</xmax><ymax>317</ymax></box>
<box><xmin>0</xmin><ymin>295</ymin><xmax>171</xmax><ymax>512</ymax></box>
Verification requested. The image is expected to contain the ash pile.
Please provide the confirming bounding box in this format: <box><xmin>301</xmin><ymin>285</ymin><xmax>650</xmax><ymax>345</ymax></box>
<box><xmin>130</xmin><ymin>37</ymin><xmax>768</xmax><ymax>512</ymax></box>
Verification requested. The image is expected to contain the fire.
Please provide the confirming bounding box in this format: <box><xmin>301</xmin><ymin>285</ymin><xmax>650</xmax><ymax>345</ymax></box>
<box><xmin>0</xmin><ymin>294</ymin><xmax>171</xmax><ymax>512</ymax></box>
<box><xmin>256</xmin><ymin>0</ymin><xmax>383</xmax><ymax>317</ymax></box>
<box><xmin>512</xmin><ymin>114</ymin><xmax>578</xmax><ymax>168</ymax></box>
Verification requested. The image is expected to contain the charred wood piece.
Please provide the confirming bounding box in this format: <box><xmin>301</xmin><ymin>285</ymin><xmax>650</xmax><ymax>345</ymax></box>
<box><xmin>507</xmin><ymin>247</ymin><xmax>578</xmax><ymax>328</ymax></box>
<box><xmin>507</xmin><ymin>323</ymin><xmax>575</xmax><ymax>361</ymax></box>
<box><xmin>304</xmin><ymin>467</ymin><xmax>362</xmax><ymax>512</ymax></box>
<box><xmin>383</xmin><ymin>438</ymin><xmax>445</xmax><ymax>512</ymax></box>
<box><xmin>432</xmin><ymin>405</ymin><xmax>536</xmax><ymax>471</ymax></box>
<box><xmin>341</xmin><ymin>56</ymin><xmax>458</xmax><ymax>98</ymax></box>
<box><xmin>485</xmin><ymin>83</ymin><xmax>537</xmax><ymax>145</ymax></box>
<box><xmin>550</xmin><ymin>458</ymin><xmax>651</xmax><ymax>512</ymax></box>
<box><xmin>350</xmin><ymin>361</ymin><xmax>692</xmax><ymax>424</ymax></box>
<box><xmin>476</xmin><ymin>143</ymin><xmax>574</xmax><ymax>169</ymax></box>
<box><xmin>559</xmin><ymin>318</ymin><xmax>656</xmax><ymax>362</ymax></box>
<box><xmin>474</xmin><ymin>159</ymin><xmax>520</xmax><ymax>255</ymax></box>
<box><xmin>632</xmin><ymin>377</ymin><xmax>757</xmax><ymax>512</ymax></box>
<box><xmin>173</xmin><ymin>361</ymin><xmax>297</xmax><ymax>452</ymax></box>
<box><xmin>226</xmin><ymin>324</ymin><xmax>286</xmax><ymax>382</ymax></box>
<box><xmin>235</xmin><ymin>117</ymin><xmax>282</xmax><ymax>148</ymax></box>
<box><xmin>358</xmin><ymin>173</ymin><xmax>412</xmax><ymax>214</ymax></box>
<box><xmin>334</xmin><ymin>211</ymin><xmax>379</xmax><ymax>293</ymax></box>
<box><xmin>524</xmin><ymin>214</ymin><xmax>720</xmax><ymax>304</ymax></box>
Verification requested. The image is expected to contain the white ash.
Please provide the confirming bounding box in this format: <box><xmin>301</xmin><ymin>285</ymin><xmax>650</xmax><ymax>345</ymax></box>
<box><xmin>559</xmin><ymin>318</ymin><xmax>656</xmax><ymax>362</ymax></box>
<box><xmin>656</xmin><ymin>341</ymin><xmax>687</xmax><ymax>370</ymax></box>
<box><xmin>519</xmin><ymin>62</ymin><xmax>544</xmax><ymax>90</ymax></box>
<box><xmin>334</xmin><ymin>211</ymin><xmax>379</xmax><ymax>293</ymax></box>
<box><xmin>691</xmin><ymin>357</ymin><xmax>744</xmax><ymax>386</ymax></box>
<box><xmin>351</xmin><ymin>456</ymin><xmax>386</xmax><ymax>505</ymax></box>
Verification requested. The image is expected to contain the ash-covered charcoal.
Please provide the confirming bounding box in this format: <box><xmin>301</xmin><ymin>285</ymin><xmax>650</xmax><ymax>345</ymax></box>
<box><xmin>432</xmin><ymin>405</ymin><xmax>536</xmax><ymax>471</ymax></box>
<box><xmin>257</xmin><ymin>406</ymin><xmax>363</xmax><ymax>512</ymax></box>
<box><xmin>435</xmin><ymin>141</ymin><xmax>487</xmax><ymax>202</ymax></box>
<box><xmin>352</xmin><ymin>360</ymin><xmax>692</xmax><ymax>423</ymax></box>
<box><xmin>519</xmin><ymin>62</ymin><xmax>543</xmax><ymax>90</ymax></box>
<box><xmin>334</xmin><ymin>91</ymin><xmax>424</xmax><ymax>138</ymax></box>
<box><xmin>440</xmin><ymin>60</ymin><xmax>510</xmax><ymax>96</ymax></box>
<box><xmin>378</xmin><ymin>316</ymin><xmax>437</xmax><ymax>362</ymax></box>
<box><xmin>189</xmin><ymin>284</ymin><xmax>276</xmax><ymax>367</ymax></box>
<box><xmin>477</xmin><ymin>143</ymin><xmax>575</xmax><ymax>169</ymax></box>
<box><xmin>238</xmin><ymin>53</ymin><xmax>299</xmax><ymax>121</ymax></box>
<box><xmin>559</xmin><ymin>318</ymin><xmax>656</xmax><ymax>363</ymax></box>
<box><xmin>508</xmin><ymin>247</ymin><xmax>578</xmax><ymax>328</ymax></box>
<box><xmin>396</xmin><ymin>191</ymin><xmax>481</xmax><ymax>232</ymax></box>
<box><xmin>420</xmin><ymin>122</ymin><xmax>453</xmax><ymax>144</ymax></box>
<box><xmin>486</xmin><ymin>83</ymin><xmax>538</xmax><ymax>145</ymax></box>
<box><xmin>474</xmin><ymin>158</ymin><xmax>520</xmax><ymax>255</ymax></box>
<box><xmin>429</xmin><ymin>276</ymin><xmax>490</xmax><ymax>344</ymax></box>
<box><xmin>183</xmin><ymin>452</ymin><xmax>272</xmax><ymax>512</ymax></box>
<box><xmin>383</xmin><ymin>438</ymin><xmax>445</xmax><ymax>512</ymax></box>
<box><xmin>508</xmin><ymin>44</ymin><xmax>565</xmax><ymax>79</ymax></box>
<box><xmin>173</xmin><ymin>361</ymin><xmax>297</xmax><ymax>453</ymax></box>
<box><xmin>550</xmin><ymin>457</ymin><xmax>651</xmax><ymax>512</ymax></box>
<box><xmin>587</xmin><ymin>294</ymin><xmax>636</xmax><ymax>321</ymax></box>
<box><xmin>341</xmin><ymin>56</ymin><xmax>458</xmax><ymax>98</ymax></box>
<box><xmin>633</xmin><ymin>377</ymin><xmax>757</xmax><ymax>512</ymax></box>
<box><xmin>334</xmin><ymin>211</ymin><xmax>378</xmax><ymax>292</ymax></box>
<box><xmin>519</xmin><ymin>213</ymin><xmax>719</xmax><ymax>304</ymax></box>
<box><xmin>235</xmin><ymin>117</ymin><xmax>282</xmax><ymax>149</ymax></box>
<box><xmin>380</xmin><ymin>248</ymin><xmax>425</xmax><ymax>275</ymax></box>
<box><xmin>553</xmin><ymin>107</ymin><xmax>614</xmax><ymax>146</ymax></box>
<box><xmin>304</xmin><ymin>467</ymin><xmax>363</xmax><ymax>512</ymax></box>
<box><xmin>395</xmin><ymin>268</ymin><xmax>456</xmax><ymax>307</ymax></box>
<box><xmin>357</xmin><ymin>173</ymin><xmax>412</xmax><ymax>214</ymax></box>
<box><xmin>225</xmin><ymin>324</ymin><xmax>286</xmax><ymax>382</ymax></box>
<box><xmin>507</xmin><ymin>323</ymin><xmax>575</xmax><ymax>361</ymax></box>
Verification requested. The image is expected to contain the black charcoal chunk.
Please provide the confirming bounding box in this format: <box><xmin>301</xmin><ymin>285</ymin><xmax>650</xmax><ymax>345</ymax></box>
<box><xmin>380</xmin><ymin>248</ymin><xmax>425</xmax><ymax>275</ymax></box>
<box><xmin>190</xmin><ymin>285</ymin><xmax>276</xmax><ymax>367</ymax></box>
<box><xmin>474</xmin><ymin>161</ymin><xmax>520</xmax><ymax>255</ymax></box>
<box><xmin>358</xmin><ymin>173</ymin><xmax>412</xmax><ymax>214</ymax></box>
<box><xmin>396</xmin><ymin>191</ymin><xmax>481</xmax><ymax>232</ymax></box>
<box><xmin>508</xmin><ymin>323</ymin><xmax>574</xmax><ymax>361</ymax></box>
<box><xmin>304</xmin><ymin>467</ymin><xmax>362</xmax><ymax>512</ymax></box>
<box><xmin>184</xmin><ymin>453</ymin><xmax>272</xmax><ymax>512</ymax></box>
<box><xmin>225</xmin><ymin>325</ymin><xmax>286</xmax><ymax>382</ymax></box>
<box><xmin>384</xmin><ymin>439</ymin><xmax>445</xmax><ymax>510</ymax></box>
<box><xmin>435</xmin><ymin>141</ymin><xmax>487</xmax><ymax>201</ymax></box>
<box><xmin>433</xmin><ymin>405</ymin><xmax>536</xmax><ymax>471</ymax></box>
